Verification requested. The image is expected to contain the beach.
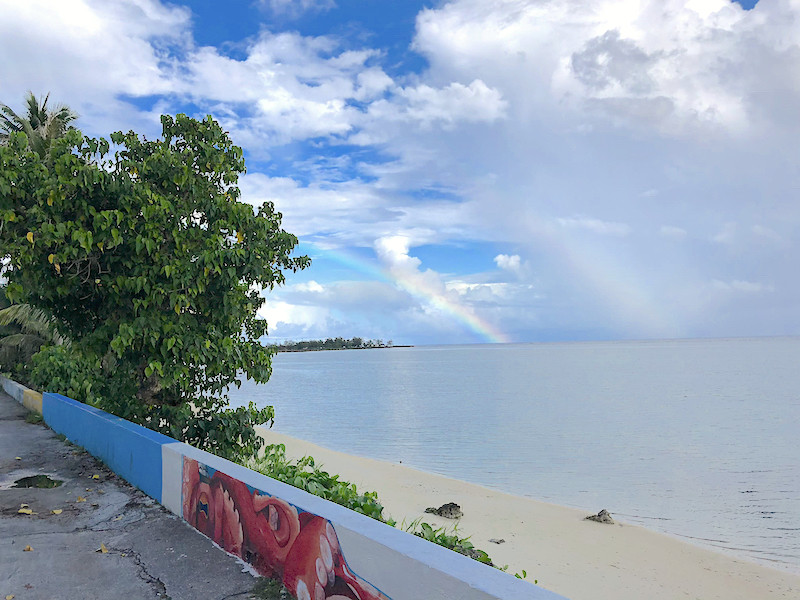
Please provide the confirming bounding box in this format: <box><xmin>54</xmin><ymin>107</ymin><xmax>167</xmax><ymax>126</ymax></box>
<box><xmin>256</xmin><ymin>427</ymin><xmax>800</xmax><ymax>600</ymax></box>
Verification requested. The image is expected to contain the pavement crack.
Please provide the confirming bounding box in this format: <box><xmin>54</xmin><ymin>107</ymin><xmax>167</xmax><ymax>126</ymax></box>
<box><xmin>113</xmin><ymin>546</ymin><xmax>171</xmax><ymax>599</ymax></box>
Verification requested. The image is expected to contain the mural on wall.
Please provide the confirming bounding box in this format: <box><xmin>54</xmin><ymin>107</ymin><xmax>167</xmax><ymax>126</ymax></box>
<box><xmin>182</xmin><ymin>457</ymin><xmax>391</xmax><ymax>600</ymax></box>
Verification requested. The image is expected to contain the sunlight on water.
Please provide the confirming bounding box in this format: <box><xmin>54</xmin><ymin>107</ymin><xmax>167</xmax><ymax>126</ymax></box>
<box><xmin>229</xmin><ymin>337</ymin><xmax>800</xmax><ymax>572</ymax></box>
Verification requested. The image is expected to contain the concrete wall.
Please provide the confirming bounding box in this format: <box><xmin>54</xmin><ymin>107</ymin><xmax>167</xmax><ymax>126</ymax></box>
<box><xmin>2</xmin><ymin>379</ymin><xmax>566</xmax><ymax>600</ymax></box>
<box><xmin>1</xmin><ymin>376</ymin><xmax>42</xmax><ymax>414</ymax></box>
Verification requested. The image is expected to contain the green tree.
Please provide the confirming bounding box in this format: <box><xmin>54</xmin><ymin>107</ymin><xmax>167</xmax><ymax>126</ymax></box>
<box><xmin>0</xmin><ymin>114</ymin><xmax>309</xmax><ymax>458</ymax></box>
<box><xmin>0</xmin><ymin>92</ymin><xmax>78</xmax><ymax>158</ymax></box>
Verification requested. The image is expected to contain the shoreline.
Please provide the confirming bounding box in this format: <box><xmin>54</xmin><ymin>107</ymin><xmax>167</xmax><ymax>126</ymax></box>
<box><xmin>255</xmin><ymin>427</ymin><xmax>800</xmax><ymax>600</ymax></box>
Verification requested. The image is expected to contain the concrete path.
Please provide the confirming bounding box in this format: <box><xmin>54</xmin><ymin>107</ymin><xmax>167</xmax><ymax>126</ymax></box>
<box><xmin>0</xmin><ymin>390</ymin><xmax>280</xmax><ymax>600</ymax></box>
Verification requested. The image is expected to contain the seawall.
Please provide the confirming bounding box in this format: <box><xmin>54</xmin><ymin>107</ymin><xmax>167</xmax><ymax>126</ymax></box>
<box><xmin>0</xmin><ymin>376</ymin><xmax>563</xmax><ymax>600</ymax></box>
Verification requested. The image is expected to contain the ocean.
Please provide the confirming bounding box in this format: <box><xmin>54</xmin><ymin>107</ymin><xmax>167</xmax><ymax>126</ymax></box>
<box><xmin>228</xmin><ymin>337</ymin><xmax>800</xmax><ymax>573</ymax></box>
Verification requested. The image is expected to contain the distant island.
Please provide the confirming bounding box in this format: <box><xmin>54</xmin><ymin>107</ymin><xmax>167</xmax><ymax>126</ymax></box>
<box><xmin>271</xmin><ymin>337</ymin><xmax>411</xmax><ymax>352</ymax></box>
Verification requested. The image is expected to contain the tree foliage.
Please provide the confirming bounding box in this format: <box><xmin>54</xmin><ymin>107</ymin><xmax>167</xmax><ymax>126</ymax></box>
<box><xmin>274</xmin><ymin>337</ymin><xmax>393</xmax><ymax>352</ymax></box>
<box><xmin>1</xmin><ymin>113</ymin><xmax>309</xmax><ymax>458</ymax></box>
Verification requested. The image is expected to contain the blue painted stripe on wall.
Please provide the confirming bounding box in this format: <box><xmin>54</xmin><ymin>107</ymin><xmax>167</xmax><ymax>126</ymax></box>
<box><xmin>42</xmin><ymin>392</ymin><xmax>173</xmax><ymax>502</ymax></box>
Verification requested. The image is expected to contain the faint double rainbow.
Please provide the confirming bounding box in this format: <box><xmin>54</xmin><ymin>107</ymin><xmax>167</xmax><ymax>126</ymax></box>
<box><xmin>306</xmin><ymin>243</ymin><xmax>511</xmax><ymax>344</ymax></box>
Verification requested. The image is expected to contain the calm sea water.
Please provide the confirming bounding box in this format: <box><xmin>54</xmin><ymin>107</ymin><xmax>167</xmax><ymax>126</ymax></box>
<box><xmin>228</xmin><ymin>337</ymin><xmax>800</xmax><ymax>573</ymax></box>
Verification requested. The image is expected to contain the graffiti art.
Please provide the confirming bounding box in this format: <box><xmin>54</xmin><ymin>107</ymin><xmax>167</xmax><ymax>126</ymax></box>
<box><xmin>182</xmin><ymin>457</ymin><xmax>391</xmax><ymax>600</ymax></box>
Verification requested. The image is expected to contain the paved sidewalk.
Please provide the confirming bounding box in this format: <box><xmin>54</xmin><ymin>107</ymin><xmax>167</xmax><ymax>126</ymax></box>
<box><xmin>0</xmin><ymin>390</ymin><xmax>273</xmax><ymax>600</ymax></box>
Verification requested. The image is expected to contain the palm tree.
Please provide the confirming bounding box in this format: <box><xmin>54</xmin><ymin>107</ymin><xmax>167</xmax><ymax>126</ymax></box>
<box><xmin>0</xmin><ymin>91</ymin><xmax>78</xmax><ymax>158</ymax></box>
<box><xmin>0</xmin><ymin>293</ymin><xmax>67</xmax><ymax>376</ymax></box>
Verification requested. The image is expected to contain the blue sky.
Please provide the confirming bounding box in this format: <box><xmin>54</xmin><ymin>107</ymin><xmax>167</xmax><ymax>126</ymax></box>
<box><xmin>3</xmin><ymin>0</ymin><xmax>798</xmax><ymax>345</ymax></box>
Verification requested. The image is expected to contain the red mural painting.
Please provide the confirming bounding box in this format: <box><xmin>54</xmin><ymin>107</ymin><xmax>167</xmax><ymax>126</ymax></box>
<box><xmin>182</xmin><ymin>457</ymin><xmax>391</xmax><ymax>600</ymax></box>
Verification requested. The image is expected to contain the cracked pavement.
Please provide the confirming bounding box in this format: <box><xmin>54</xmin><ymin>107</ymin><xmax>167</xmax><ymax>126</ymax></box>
<box><xmin>0</xmin><ymin>390</ymin><xmax>276</xmax><ymax>600</ymax></box>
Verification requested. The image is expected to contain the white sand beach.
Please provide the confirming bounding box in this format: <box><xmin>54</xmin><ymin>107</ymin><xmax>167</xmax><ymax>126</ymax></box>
<box><xmin>256</xmin><ymin>427</ymin><xmax>800</xmax><ymax>600</ymax></box>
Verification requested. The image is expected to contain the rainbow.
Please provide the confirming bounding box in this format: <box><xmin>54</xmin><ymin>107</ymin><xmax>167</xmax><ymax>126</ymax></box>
<box><xmin>526</xmin><ymin>220</ymin><xmax>683</xmax><ymax>340</ymax></box>
<box><xmin>305</xmin><ymin>243</ymin><xmax>511</xmax><ymax>344</ymax></box>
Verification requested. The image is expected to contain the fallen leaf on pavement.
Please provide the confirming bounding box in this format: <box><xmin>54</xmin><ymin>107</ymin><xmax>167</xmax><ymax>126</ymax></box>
<box><xmin>18</xmin><ymin>508</ymin><xmax>32</xmax><ymax>515</ymax></box>
<box><xmin>96</xmin><ymin>543</ymin><xmax>109</xmax><ymax>554</ymax></box>
<box><xmin>23</xmin><ymin>545</ymin><xmax>32</xmax><ymax>552</ymax></box>
<box><xmin>7</xmin><ymin>594</ymin><xmax>15</xmax><ymax>599</ymax></box>
<box><xmin>76</xmin><ymin>496</ymin><xmax>86</xmax><ymax>502</ymax></box>
<box><xmin>112</xmin><ymin>515</ymin><xmax>123</xmax><ymax>521</ymax></box>
<box><xmin>51</xmin><ymin>509</ymin><xmax>63</xmax><ymax>515</ymax></box>
<box><xmin>14</xmin><ymin>457</ymin><xmax>21</xmax><ymax>460</ymax></box>
<box><xmin>91</xmin><ymin>474</ymin><xmax>99</xmax><ymax>480</ymax></box>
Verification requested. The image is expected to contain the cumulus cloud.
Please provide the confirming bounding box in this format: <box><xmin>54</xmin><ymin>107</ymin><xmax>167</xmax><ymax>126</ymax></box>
<box><xmin>373</xmin><ymin>80</ymin><xmax>506</xmax><ymax>128</ymax></box>
<box><xmin>373</xmin><ymin>236</ymin><xmax>449</xmax><ymax>301</ymax></box>
<box><xmin>257</xmin><ymin>300</ymin><xmax>331</xmax><ymax>334</ymax></box>
<box><xmin>413</xmin><ymin>0</ymin><xmax>800</xmax><ymax>137</ymax></box>
<box><xmin>0</xmin><ymin>0</ymin><xmax>188</xmax><ymax>134</ymax></box>
<box><xmin>179</xmin><ymin>32</ymin><xmax>385</xmax><ymax>145</ymax></box>
<box><xmin>494</xmin><ymin>254</ymin><xmax>521</xmax><ymax>272</ymax></box>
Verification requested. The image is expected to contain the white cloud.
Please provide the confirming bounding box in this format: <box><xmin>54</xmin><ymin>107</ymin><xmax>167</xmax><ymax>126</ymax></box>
<box><xmin>388</xmin><ymin>80</ymin><xmax>507</xmax><ymax>127</ymax></box>
<box><xmin>257</xmin><ymin>300</ymin><xmax>330</xmax><ymax>333</ymax></box>
<box><xmin>0</xmin><ymin>0</ymin><xmax>188</xmax><ymax>134</ymax></box>
<box><xmin>412</xmin><ymin>0</ymin><xmax>800</xmax><ymax>137</ymax></box>
<box><xmin>181</xmin><ymin>33</ymin><xmax>382</xmax><ymax>144</ymax></box>
<box><xmin>447</xmin><ymin>281</ymin><xmax>513</xmax><ymax>301</ymax></box>
<box><xmin>494</xmin><ymin>254</ymin><xmax>521</xmax><ymax>272</ymax></box>
<box><xmin>239</xmin><ymin>174</ymin><xmax>390</xmax><ymax>241</ymax></box>
<box><xmin>239</xmin><ymin>173</ymin><xmax>483</xmax><ymax>249</ymax></box>
<box><xmin>294</xmin><ymin>281</ymin><xmax>325</xmax><ymax>293</ymax></box>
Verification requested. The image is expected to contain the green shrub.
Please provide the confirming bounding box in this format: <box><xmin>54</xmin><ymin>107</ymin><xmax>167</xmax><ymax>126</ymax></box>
<box><xmin>30</xmin><ymin>344</ymin><xmax>273</xmax><ymax>461</ymax></box>
<box><xmin>246</xmin><ymin>444</ymin><xmax>391</xmax><ymax>523</ymax></box>
<box><xmin>245</xmin><ymin>444</ymin><xmax>508</xmax><ymax>569</ymax></box>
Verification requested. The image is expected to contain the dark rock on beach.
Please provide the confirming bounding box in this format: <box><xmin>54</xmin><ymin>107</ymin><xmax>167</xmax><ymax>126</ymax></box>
<box><xmin>425</xmin><ymin>502</ymin><xmax>463</xmax><ymax>519</ymax></box>
<box><xmin>585</xmin><ymin>508</ymin><xmax>615</xmax><ymax>524</ymax></box>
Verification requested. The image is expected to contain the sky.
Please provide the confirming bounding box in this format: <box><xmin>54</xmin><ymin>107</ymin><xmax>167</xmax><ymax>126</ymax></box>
<box><xmin>2</xmin><ymin>0</ymin><xmax>798</xmax><ymax>345</ymax></box>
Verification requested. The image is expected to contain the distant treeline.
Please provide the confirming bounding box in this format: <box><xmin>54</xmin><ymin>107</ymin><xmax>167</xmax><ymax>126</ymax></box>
<box><xmin>272</xmin><ymin>337</ymin><xmax>400</xmax><ymax>352</ymax></box>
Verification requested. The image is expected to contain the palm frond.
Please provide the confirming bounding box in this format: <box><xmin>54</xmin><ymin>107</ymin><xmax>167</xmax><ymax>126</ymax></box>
<box><xmin>0</xmin><ymin>333</ymin><xmax>47</xmax><ymax>354</ymax></box>
<box><xmin>0</xmin><ymin>332</ymin><xmax>47</xmax><ymax>371</ymax></box>
<box><xmin>0</xmin><ymin>304</ymin><xmax>66</xmax><ymax>344</ymax></box>
<box><xmin>0</xmin><ymin>104</ymin><xmax>24</xmax><ymax>141</ymax></box>
<box><xmin>52</xmin><ymin>104</ymin><xmax>78</xmax><ymax>126</ymax></box>
<box><xmin>25</xmin><ymin>91</ymin><xmax>49</xmax><ymax>130</ymax></box>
